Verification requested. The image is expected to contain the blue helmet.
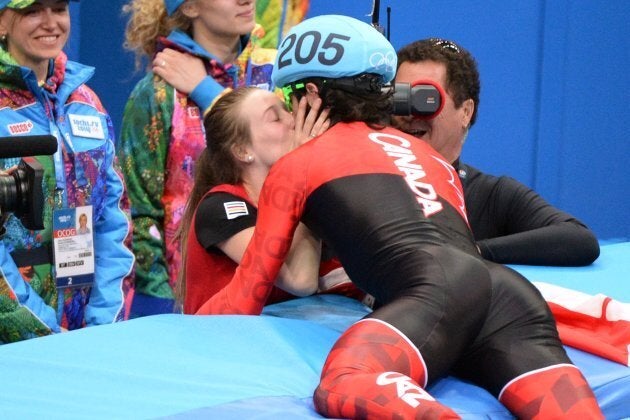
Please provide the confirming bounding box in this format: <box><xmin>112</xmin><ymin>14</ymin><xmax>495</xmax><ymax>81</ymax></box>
<box><xmin>272</xmin><ymin>14</ymin><xmax>397</xmax><ymax>89</ymax></box>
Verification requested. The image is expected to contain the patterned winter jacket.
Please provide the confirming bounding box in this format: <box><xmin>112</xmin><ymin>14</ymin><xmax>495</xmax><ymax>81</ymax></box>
<box><xmin>118</xmin><ymin>26</ymin><xmax>275</xmax><ymax>310</ymax></box>
<box><xmin>255</xmin><ymin>0</ymin><xmax>310</xmax><ymax>48</ymax></box>
<box><xmin>0</xmin><ymin>51</ymin><xmax>134</xmax><ymax>344</ymax></box>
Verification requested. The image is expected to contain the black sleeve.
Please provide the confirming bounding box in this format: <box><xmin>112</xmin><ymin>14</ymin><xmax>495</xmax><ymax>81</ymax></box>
<box><xmin>194</xmin><ymin>192</ymin><xmax>257</xmax><ymax>251</ymax></box>
<box><xmin>460</xmin><ymin>164</ymin><xmax>599</xmax><ymax>266</ymax></box>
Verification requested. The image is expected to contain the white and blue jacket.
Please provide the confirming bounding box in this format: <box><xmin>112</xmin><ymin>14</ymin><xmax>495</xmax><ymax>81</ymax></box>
<box><xmin>0</xmin><ymin>50</ymin><xmax>134</xmax><ymax>343</ymax></box>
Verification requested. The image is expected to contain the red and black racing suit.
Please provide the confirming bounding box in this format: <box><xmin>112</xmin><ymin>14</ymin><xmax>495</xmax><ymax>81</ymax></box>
<box><xmin>196</xmin><ymin>121</ymin><xmax>602</xmax><ymax>419</ymax></box>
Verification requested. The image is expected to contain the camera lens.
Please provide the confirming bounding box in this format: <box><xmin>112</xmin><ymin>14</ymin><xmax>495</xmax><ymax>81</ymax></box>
<box><xmin>0</xmin><ymin>158</ymin><xmax>45</xmax><ymax>230</ymax></box>
<box><xmin>0</xmin><ymin>169</ymin><xmax>27</xmax><ymax>217</ymax></box>
<box><xmin>389</xmin><ymin>82</ymin><xmax>442</xmax><ymax>118</ymax></box>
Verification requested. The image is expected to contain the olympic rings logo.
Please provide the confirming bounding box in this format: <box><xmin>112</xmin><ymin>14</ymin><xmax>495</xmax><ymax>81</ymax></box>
<box><xmin>369</xmin><ymin>51</ymin><xmax>396</xmax><ymax>72</ymax></box>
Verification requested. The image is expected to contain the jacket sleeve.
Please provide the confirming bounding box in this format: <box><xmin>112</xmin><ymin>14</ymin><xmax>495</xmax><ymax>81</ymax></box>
<box><xmin>117</xmin><ymin>74</ymin><xmax>173</xmax><ymax>299</ymax></box>
<box><xmin>85</xmin><ymin>113</ymin><xmax>135</xmax><ymax>326</ymax></box>
<box><xmin>189</xmin><ymin>76</ymin><xmax>226</xmax><ymax>115</ymax></box>
<box><xmin>475</xmin><ymin>176</ymin><xmax>600</xmax><ymax>266</ymax></box>
<box><xmin>0</xmin><ymin>241</ymin><xmax>59</xmax><ymax>342</ymax></box>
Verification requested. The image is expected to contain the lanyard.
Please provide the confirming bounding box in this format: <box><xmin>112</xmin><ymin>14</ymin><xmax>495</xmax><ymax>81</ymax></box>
<box><xmin>243</xmin><ymin>57</ymin><xmax>253</xmax><ymax>88</ymax></box>
<box><xmin>47</xmin><ymin>93</ymin><xmax>88</xmax><ymax>208</ymax></box>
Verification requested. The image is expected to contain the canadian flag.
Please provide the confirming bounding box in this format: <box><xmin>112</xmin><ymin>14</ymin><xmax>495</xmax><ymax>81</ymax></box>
<box><xmin>534</xmin><ymin>282</ymin><xmax>630</xmax><ymax>367</ymax></box>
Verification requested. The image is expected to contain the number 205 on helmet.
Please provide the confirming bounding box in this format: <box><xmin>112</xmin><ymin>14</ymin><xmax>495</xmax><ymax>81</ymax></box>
<box><xmin>272</xmin><ymin>14</ymin><xmax>397</xmax><ymax>89</ymax></box>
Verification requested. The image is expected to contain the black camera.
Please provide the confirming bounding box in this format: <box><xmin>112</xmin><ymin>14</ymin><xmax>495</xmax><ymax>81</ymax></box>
<box><xmin>390</xmin><ymin>80</ymin><xmax>444</xmax><ymax>118</ymax></box>
<box><xmin>0</xmin><ymin>158</ymin><xmax>45</xmax><ymax>230</ymax></box>
<box><xmin>0</xmin><ymin>135</ymin><xmax>58</xmax><ymax>231</ymax></box>
<box><xmin>316</xmin><ymin>74</ymin><xmax>444</xmax><ymax>119</ymax></box>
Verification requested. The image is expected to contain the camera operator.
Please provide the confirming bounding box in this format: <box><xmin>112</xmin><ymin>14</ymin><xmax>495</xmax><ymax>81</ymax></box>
<box><xmin>393</xmin><ymin>38</ymin><xmax>600</xmax><ymax>266</ymax></box>
<box><xmin>0</xmin><ymin>0</ymin><xmax>134</xmax><ymax>344</ymax></box>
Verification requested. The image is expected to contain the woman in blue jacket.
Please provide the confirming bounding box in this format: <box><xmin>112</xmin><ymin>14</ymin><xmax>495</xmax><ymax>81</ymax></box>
<box><xmin>0</xmin><ymin>0</ymin><xmax>134</xmax><ymax>343</ymax></box>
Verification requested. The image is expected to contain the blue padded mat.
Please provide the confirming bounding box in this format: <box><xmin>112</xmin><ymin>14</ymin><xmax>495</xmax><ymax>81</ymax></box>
<box><xmin>263</xmin><ymin>294</ymin><xmax>630</xmax><ymax>419</ymax></box>
<box><xmin>0</xmin><ymin>300</ymin><xmax>628</xmax><ymax>419</ymax></box>
<box><xmin>0</xmin><ymin>243</ymin><xmax>628</xmax><ymax>419</ymax></box>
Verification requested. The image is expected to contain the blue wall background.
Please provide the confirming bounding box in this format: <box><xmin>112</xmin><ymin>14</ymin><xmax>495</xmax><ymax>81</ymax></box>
<box><xmin>71</xmin><ymin>1</ymin><xmax>629</xmax><ymax>241</ymax></box>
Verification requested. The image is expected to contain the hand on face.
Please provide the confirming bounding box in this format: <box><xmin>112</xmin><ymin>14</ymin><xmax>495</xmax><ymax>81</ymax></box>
<box><xmin>291</xmin><ymin>96</ymin><xmax>330</xmax><ymax>147</ymax></box>
<box><xmin>152</xmin><ymin>48</ymin><xmax>207</xmax><ymax>94</ymax></box>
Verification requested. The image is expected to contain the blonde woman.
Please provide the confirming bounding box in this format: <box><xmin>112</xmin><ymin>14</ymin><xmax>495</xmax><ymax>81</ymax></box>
<box><xmin>119</xmin><ymin>0</ymin><xmax>277</xmax><ymax>316</ymax></box>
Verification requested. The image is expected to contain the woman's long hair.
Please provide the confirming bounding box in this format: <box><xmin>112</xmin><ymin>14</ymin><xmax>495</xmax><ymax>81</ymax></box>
<box><xmin>122</xmin><ymin>0</ymin><xmax>193</xmax><ymax>70</ymax></box>
<box><xmin>174</xmin><ymin>87</ymin><xmax>256</xmax><ymax>312</ymax></box>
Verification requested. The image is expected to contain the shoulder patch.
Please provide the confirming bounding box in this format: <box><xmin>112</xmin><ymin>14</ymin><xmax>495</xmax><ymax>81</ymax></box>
<box><xmin>7</xmin><ymin>120</ymin><xmax>34</xmax><ymax>135</ymax></box>
<box><xmin>224</xmin><ymin>201</ymin><xmax>249</xmax><ymax>220</ymax></box>
<box><xmin>68</xmin><ymin>114</ymin><xmax>105</xmax><ymax>140</ymax></box>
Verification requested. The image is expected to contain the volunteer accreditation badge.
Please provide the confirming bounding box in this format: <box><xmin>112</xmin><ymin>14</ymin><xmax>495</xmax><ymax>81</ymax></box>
<box><xmin>52</xmin><ymin>205</ymin><xmax>95</xmax><ymax>288</ymax></box>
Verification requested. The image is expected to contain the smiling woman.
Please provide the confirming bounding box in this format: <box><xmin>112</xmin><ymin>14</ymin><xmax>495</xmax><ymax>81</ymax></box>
<box><xmin>0</xmin><ymin>0</ymin><xmax>73</xmax><ymax>83</ymax></box>
<box><xmin>0</xmin><ymin>0</ymin><xmax>134</xmax><ymax>344</ymax></box>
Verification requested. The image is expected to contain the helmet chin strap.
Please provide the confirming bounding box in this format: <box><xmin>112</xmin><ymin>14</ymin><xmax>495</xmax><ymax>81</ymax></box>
<box><xmin>324</xmin><ymin>74</ymin><xmax>384</xmax><ymax>94</ymax></box>
<box><xmin>281</xmin><ymin>74</ymin><xmax>384</xmax><ymax>111</ymax></box>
